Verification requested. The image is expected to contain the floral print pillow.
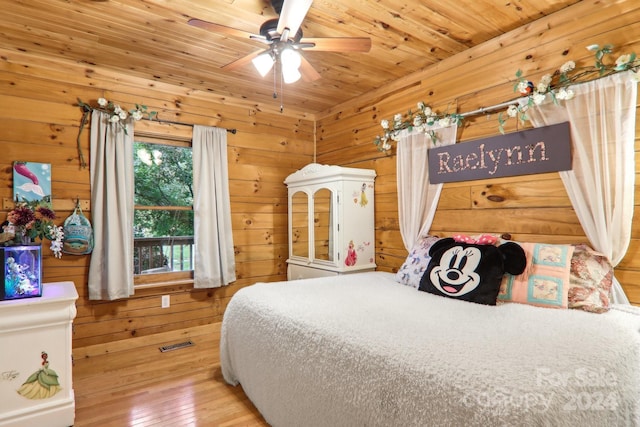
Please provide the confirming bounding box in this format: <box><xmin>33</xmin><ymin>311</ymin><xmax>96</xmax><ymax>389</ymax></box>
<box><xmin>568</xmin><ymin>244</ymin><xmax>613</xmax><ymax>313</ymax></box>
<box><xmin>395</xmin><ymin>235</ymin><xmax>440</xmax><ymax>289</ymax></box>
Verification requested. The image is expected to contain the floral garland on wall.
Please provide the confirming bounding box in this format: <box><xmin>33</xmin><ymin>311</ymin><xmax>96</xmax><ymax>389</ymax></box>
<box><xmin>375</xmin><ymin>103</ymin><xmax>464</xmax><ymax>150</ymax></box>
<box><xmin>373</xmin><ymin>44</ymin><xmax>640</xmax><ymax>152</ymax></box>
<box><xmin>76</xmin><ymin>98</ymin><xmax>158</xmax><ymax>168</ymax></box>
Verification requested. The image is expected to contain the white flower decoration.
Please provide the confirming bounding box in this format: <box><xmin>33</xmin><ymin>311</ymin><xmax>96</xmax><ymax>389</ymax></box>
<box><xmin>381</xmin><ymin>119</ymin><xmax>389</xmax><ymax>129</ymax></box>
<box><xmin>98</xmin><ymin>97</ymin><xmax>108</xmax><ymax>107</ymax></box>
<box><xmin>417</xmin><ymin>101</ymin><xmax>425</xmax><ymax>110</ymax></box>
<box><xmin>438</xmin><ymin>117</ymin><xmax>451</xmax><ymax>127</ymax></box>
<box><xmin>560</xmin><ymin>61</ymin><xmax>575</xmax><ymax>73</ymax></box>
<box><xmin>537</xmin><ymin>74</ymin><xmax>552</xmax><ymax>92</ymax></box>
<box><xmin>393</xmin><ymin>113</ymin><xmax>402</xmax><ymax>123</ymax></box>
<box><xmin>47</xmin><ymin>225</ymin><xmax>64</xmax><ymax>259</ymax></box>
<box><xmin>413</xmin><ymin>116</ymin><xmax>423</xmax><ymax>126</ymax></box>
<box><xmin>540</xmin><ymin>74</ymin><xmax>552</xmax><ymax>85</ymax></box>
<box><xmin>556</xmin><ymin>88</ymin><xmax>575</xmax><ymax>100</ymax></box>
<box><xmin>532</xmin><ymin>93</ymin><xmax>546</xmax><ymax>105</ymax></box>
<box><xmin>537</xmin><ymin>82</ymin><xmax>548</xmax><ymax>93</ymax></box>
<box><xmin>616</xmin><ymin>54</ymin><xmax>632</xmax><ymax>67</ymax></box>
<box><xmin>132</xmin><ymin>110</ymin><xmax>143</xmax><ymax>120</ymax></box>
<box><xmin>517</xmin><ymin>81</ymin><xmax>530</xmax><ymax>93</ymax></box>
<box><xmin>423</xmin><ymin>106</ymin><xmax>432</xmax><ymax>116</ymax></box>
<box><xmin>506</xmin><ymin>104</ymin><xmax>519</xmax><ymax>118</ymax></box>
<box><xmin>109</xmin><ymin>115</ymin><xmax>120</xmax><ymax>123</ymax></box>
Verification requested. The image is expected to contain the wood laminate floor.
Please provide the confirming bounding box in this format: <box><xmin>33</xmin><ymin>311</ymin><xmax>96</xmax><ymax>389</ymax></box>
<box><xmin>73</xmin><ymin>323</ymin><xmax>268</xmax><ymax>426</ymax></box>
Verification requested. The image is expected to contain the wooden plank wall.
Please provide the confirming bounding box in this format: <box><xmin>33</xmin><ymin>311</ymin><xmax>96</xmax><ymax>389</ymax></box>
<box><xmin>2</xmin><ymin>0</ymin><xmax>639</xmax><ymax>354</ymax></box>
<box><xmin>0</xmin><ymin>50</ymin><xmax>314</xmax><ymax>348</ymax></box>
<box><xmin>316</xmin><ymin>0</ymin><xmax>640</xmax><ymax>305</ymax></box>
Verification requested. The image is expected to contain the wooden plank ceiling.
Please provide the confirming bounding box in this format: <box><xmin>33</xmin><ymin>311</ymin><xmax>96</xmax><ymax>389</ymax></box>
<box><xmin>1</xmin><ymin>0</ymin><xmax>580</xmax><ymax>115</ymax></box>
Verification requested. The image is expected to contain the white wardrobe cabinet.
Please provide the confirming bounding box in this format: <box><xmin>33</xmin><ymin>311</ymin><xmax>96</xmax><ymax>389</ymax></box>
<box><xmin>285</xmin><ymin>163</ymin><xmax>376</xmax><ymax>280</ymax></box>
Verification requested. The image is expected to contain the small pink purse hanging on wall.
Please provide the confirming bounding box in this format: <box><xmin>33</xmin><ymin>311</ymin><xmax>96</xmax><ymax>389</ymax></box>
<box><xmin>62</xmin><ymin>200</ymin><xmax>94</xmax><ymax>255</ymax></box>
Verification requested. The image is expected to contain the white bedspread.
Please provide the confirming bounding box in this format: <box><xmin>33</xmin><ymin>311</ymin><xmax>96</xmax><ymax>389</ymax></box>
<box><xmin>220</xmin><ymin>272</ymin><xmax>640</xmax><ymax>426</ymax></box>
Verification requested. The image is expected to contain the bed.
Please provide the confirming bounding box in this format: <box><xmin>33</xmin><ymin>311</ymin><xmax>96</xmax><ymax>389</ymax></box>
<box><xmin>220</xmin><ymin>271</ymin><xmax>640</xmax><ymax>426</ymax></box>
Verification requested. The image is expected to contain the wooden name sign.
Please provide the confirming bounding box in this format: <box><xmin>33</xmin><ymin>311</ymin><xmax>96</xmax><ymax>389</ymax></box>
<box><xmin>428</xmin><ymin>122</ymin><xmax>572</xmax><ymax>184</ymax></box>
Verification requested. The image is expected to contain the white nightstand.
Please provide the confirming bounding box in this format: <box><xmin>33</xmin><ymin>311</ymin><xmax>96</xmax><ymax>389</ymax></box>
<box><xmin>0</xmin><ymin>281</ymin><xmax>78</xmax><ymax>427</ymax></box>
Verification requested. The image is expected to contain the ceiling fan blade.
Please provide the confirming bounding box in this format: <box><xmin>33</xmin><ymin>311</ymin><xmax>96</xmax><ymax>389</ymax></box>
<box><xmin>188</xmin><ymin>18</ymin><xmax>266</xmax><ymax>43</ymax></box>
<box><xmin>300</xmin><ymin>37</ymin><xmax>372</xmax><ymax>52</ymax></box>
<box><xmin>277</xmin><ymin>0</ymin><xmax>313</xmax><ymax>38</ymax></box>
<box><xmin>299</xmin><ymin>55</ymin><xmax>321</xmax><ymax>82</ymax></box>
<box><xmin>221</xmin><ymin>50</ymin><xmax>265</xmax><ymax>71</ymax></box>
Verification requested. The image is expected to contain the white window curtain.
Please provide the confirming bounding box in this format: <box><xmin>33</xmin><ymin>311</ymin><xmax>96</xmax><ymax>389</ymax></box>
<box><xmin>192</xmin><ymin>125</ymin><xmax>236</xmax><ymax>288</ymax></box>
<box><xmin>397</xmin><ymin>125</ymin><xmax>457</xmax><ymax>250</ymax></box>
<box><xmin>88</xmin><ymin>110</ymin><xmax>135</xmax><ymax>300</ymax></box>
<box><xmin>526</xmin><ymin>71</ymin><xmax>637</xmax><ymax>304</ymax></box>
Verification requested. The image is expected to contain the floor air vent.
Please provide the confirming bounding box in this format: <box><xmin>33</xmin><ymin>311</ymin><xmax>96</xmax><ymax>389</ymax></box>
<box><xmin>159</xmin><ymin>340</ymin><xmax>194</xmax><ymax>353</ymax></box>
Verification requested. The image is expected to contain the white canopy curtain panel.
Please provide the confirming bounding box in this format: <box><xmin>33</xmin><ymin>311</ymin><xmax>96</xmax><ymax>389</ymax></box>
<box><xmin>527</xmin><ymin>71</ymin><xmax>637</xmax><ymax>304</ymax></box>
<box><xmin>192</xmin><ymin>125</ymin><xmax>236</xmax><ymax>288</ymax></box>
<box><xmin>88</xmin><ymin>110</ymin><xmax>135</xmax><ymax>300</ymax></box>
<box><xmin>397</xmin><ymin>125</ymin><xmax>457</xmax><ymax>251</ymax></box>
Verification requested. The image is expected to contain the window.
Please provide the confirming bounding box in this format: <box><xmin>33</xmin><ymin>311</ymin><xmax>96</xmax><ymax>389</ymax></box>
<box><xmin>133</xmin><ymin>136</ymin><xmax>194</xmax><ymax>286</ymax></box>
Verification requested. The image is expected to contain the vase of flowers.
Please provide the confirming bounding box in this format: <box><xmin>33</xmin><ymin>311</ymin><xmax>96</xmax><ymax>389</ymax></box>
<box><xmin>2</xmin><ymin>200</ymin><xmax>64</xmax><ymax>259</ymax></box>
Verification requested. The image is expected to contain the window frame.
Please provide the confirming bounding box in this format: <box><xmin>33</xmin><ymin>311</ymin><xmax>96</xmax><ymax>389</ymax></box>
<box><xmin>132</xmin><ymin>123</ymin><xmax>195</xmax><ymax>289</ymax></box>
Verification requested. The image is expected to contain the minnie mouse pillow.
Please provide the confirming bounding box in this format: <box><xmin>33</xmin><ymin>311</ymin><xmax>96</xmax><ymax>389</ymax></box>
<box><xmin>418</xmin><ymin>235</ymin><xmax>526</xmax><ymax>305</ymax></box>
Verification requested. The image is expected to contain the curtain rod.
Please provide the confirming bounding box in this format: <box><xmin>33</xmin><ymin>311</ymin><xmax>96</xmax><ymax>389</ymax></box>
<box><xmin>459</xmin><ymin>99</ymin><xmax>521</xmax><ymax>118</ymax></box>
<box><xmin>139</xmin><ymin>100</ymin><xmax>520</xmax><ymax>133</ymax></box>
<box><xmin>145</xmin><ymin>101</ymin><xmax>518</xmax><ymax>133</ymax></box>
<box><xmin>143</xmin><ymin>117</ymin><xmax>237</xmax><ymax>134</ymax></box>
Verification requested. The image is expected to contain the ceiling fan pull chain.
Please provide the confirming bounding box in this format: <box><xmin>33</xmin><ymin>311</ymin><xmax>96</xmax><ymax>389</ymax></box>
<box><xmin>273</xmin><ymin>60</ymin><xmax>278</xmax><ymax>100</ymax></box>
<box><xmin>280</xmin><ymin>62</ymin><xmax>285</xmax><ymax>113</ymax></box>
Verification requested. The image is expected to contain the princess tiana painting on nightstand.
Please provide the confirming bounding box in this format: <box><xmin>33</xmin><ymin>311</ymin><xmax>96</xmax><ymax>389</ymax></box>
<box><xmin>17</xmin><ymin>351</ymin><xmax>61</xmax><ymax>400</ymax></box>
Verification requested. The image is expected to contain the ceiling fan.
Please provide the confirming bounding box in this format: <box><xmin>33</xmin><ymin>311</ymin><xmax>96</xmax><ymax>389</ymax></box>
<box><xmin>187</xmin><ymin>0</ymin><xmax>371</xmax><ymax>84</ymax></box>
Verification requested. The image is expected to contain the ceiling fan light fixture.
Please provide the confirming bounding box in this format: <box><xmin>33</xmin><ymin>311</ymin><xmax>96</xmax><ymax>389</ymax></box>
<box><xmin>252</xmin><ymin>52</ymin><xmax>275</xmax><ymax>77</ymax></box>
<box><xmin>282</xmin><ymin>67</ymin><xmax>302</xmax><ymax>84</ymax></box>
<box><xmin>280</xmin><ymin>48</ymin><xmax>302</xmax><ymax>83</ymax></box>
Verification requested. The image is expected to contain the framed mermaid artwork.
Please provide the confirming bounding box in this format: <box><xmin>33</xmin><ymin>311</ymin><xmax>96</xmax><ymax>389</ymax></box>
<box><xmin>13</xmin><ymin>161</ymin><xmax>51</xmax><ymax>202</ymax></box>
